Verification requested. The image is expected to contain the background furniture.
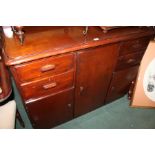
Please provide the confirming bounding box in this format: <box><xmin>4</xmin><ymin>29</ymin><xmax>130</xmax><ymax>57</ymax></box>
<box><xmin>0</xmin><ymin>27</ymin><xmax>24</xmax><ymax>129</ymax></box>
<box><xmin>2</xmin><ymin>26</ymin><xmax>155</xmax><ymax>128</ymax></box>
<box><xmin>0</xmin><ymin>27</ymin><xmax>16</xmax><ymax>129</ymax></box>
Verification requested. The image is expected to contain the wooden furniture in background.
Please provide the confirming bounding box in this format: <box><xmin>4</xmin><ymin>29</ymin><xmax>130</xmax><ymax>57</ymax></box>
<box><xmin>2</xmin><ymin>26</ymin><xmax>155</xmax><ymax>128</ymax></box>
<box><xmin>0</xmin><ymin>35</ymin><xmax>12</xmax><ymax>102</ymax></box>
<box><xmin>0</xmin><ymin>27</ymin><xmax>25</xmax><ymax>128</ymax></box>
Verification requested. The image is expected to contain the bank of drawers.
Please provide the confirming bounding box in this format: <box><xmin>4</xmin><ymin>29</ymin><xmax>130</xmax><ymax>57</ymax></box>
<box><xmin>11</xmin><ymin>53</ymin><xmax>75</xmax><ymax>102</ymax></box>
<box><xmin>115</xmin><ymin>37</ymin><xmax>150</xmax><ymax>71</ymax></box>
<box><xmin>106</xmin><ymin>36</ymin><xmax>150</xmax><ymax>103</ymax></box>
<box><xmin>119</xmin><ymin>37</ymin><xmax>150</xmax><ymax>56</ymax></box>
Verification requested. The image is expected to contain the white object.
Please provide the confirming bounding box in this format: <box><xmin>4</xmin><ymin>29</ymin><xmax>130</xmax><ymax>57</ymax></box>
<box><xmin>2</xmin><ymin>26</ymin><xmax>13</xmax><ymax>38</ymax></box>
<box><xmin>93</xmin><ymin>37</ymin><xmax>100</xmax><ymax>41</ymax></box>
<box><xmin>0</xmin><ymin>87</ymin><xmax>2</xmax><ymax>94</ymax></box>
<box><xmin>131</xmin><ymin>41</ymin><xmax>155</xmax><ymax>107</ymax></box>
<box><xmin>143</xmin><ymin>58</ymin><xmax>155</xmax><ymax>102</ymax></box>
<box><xmin>0</xmin><ymin>100</ymin><xmax>16</xmax><ymax>129</ymax></box>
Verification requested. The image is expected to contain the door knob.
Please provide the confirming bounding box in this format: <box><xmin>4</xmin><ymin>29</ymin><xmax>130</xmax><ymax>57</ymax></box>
<box><xmin>79</xmin><ymin>86</ymin><xmax>85</xmax><ymax>95</ymax></box>
<box><xmin>67</xmin><ymin>103</ymin><xmax>72</xmax><ymax>108</ymax></box>
<box><xmin>80</xmin><ymin>86</ymin><xmax>84</xmax><ymax>92</ymax></box>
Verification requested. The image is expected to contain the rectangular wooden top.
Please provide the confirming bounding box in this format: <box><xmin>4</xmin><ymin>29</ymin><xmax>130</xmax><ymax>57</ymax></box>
<box><xmin>2</xmin><ymin>26</ymin><xmax>155</xmax><ymax>66</ymax></box>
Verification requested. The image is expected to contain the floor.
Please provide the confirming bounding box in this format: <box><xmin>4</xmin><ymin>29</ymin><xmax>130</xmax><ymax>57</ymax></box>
<box><xmin>16</xmin><ymin>95</ymin><xmax>155</xmax><ymax>129</ymax></box>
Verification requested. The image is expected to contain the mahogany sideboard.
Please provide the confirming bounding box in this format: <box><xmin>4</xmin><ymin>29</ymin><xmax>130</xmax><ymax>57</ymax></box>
<box><xmin>2</xmin><ymin>26</ymin><xmax>155</xmax><ymax>128</ymax></box>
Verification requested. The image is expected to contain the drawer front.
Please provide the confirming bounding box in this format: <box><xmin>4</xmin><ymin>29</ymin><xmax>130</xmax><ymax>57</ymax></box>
<box><xmin>20</xmin><ymin>70</ymin><xmax>74</xmax><ymax>101</ymax></box>
<box><xmin>115</xmin><ymin>51</ymin><xmax>144</xmax><ymax>70</ymax></box>
<box><xmin>119</xmin><ymin>37</ymin><xmax>150</xmax><ymax>55</ymax></box>
<box><xmin>13</xmin><ymin>53</ymin><xmax>75</xmax><ymax>82</ymax></box>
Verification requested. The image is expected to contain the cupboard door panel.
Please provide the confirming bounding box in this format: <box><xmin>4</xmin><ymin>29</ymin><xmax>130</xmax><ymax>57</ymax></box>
<box><xmin>75</xmin><ymin>44</ymin><xmax>119</xmax><ymax>117</ymax></box>
<box><xmin>105</xmin><ymin>66</ymin><xmax>139</xmax><ymax>103</ymax></box>
<box><xmin>26</xmin><ymin>88</ymin><xmax>74</xmax><ymax>128</ymax></box>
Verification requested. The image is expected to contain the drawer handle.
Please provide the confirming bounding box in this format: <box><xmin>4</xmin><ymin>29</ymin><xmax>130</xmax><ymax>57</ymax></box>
<box><xmin>0</xmin><ymin>87</ymin><xmax>3</xmax><ymax>94</ymax></box>
<box><xmin>41</xmin><ymin>64</ymin><xmax>56</xmax><ymax>72</ymax></box>
<box><xmin>43</xmin><ymin>82</ymin><xmax>57</xmax><ymax>89</ymax></box>
<box><xmin>127</xmin><ymin>59</ymin><xmax>136</xmax><ymax>64</ymax></box>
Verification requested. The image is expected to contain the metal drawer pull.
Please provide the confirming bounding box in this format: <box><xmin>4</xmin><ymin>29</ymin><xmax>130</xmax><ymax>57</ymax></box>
<box><xmin>127</xmin><ymin>58</ymin><xmax>136</xmax><ymax>63</ymax></box>
<box><xmin>41</xmin><ymin>64</ymin><xmax>56</xmax><ymax>72</ymax></box>
<box><xmin>67</xmin><ymin>103</ymin><xmax>72</xmax><ymax>108</ymax></box>
<box><xmin>43</xmin><ymin>82</ymin><xmax>57</xmax><ymax>89</ymax></box>
<box><xmin>0</xmin><ymin>87</ymin><xmax>3</xmax><ymax>94</ymax></box>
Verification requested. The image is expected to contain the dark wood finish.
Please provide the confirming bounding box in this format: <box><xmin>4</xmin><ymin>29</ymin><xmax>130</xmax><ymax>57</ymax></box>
<box><xmin>128</xmin><ymin>80</ymin><xmax>136</xmax><ymax>100</ymax></box>
<box><xmin>0</xmin><ymin>28</ymin><xmax>2</xmax><ymax>49</ymax></box>
<box><xmin>74</xmin><ymin>44</ymin><xmax>120</xmax><ymax>117</ymax></box>
<box><xmin>26</xmin><ymin>88</ymin><xmax>74</xmax><ymax>128</ymax></box>
<box><xmin>20</xmin><ymin>70</ymin><xmax>74</xmax><ymax>102</ymax></box>
<box><xmin>3</xmin><ymin>27</ymin><xmax>154</xmax><ymax>65</ymax></box>
<box><xmin>2</xmin><ymin>26</ymin><xmax>155</xmax><ymax>128</ymax></box>
<box><xmin>105</xmin><ymin>66</ymin><xmax>139</xmax><ymax>103</ymax></box>
<box><xmin>115</xmin><ymin>51</ymin><xmax>144</xmax><ymax>70</ymax></box>
<box><xmin>0</xmin><ymin>50</ymin><xmax>12</xmax><ymax>103</ymax></box>
<box><xmin>119</xmin><ymin>37</ymin><xmax>150</xmax><ymax>56</ymax></box>
<box><xmin>12</xmin><ymin>53</ymin><xmax>75</xmax><ymax>82</ymax></box>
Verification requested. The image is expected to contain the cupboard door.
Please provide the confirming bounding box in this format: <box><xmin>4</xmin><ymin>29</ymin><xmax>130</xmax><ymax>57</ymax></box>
<box><xmin>75</xmin><ymin>44</ymin><xmax>119</xmax><ymax>117</ymax></box>
<box><xmin>25</xmin><ymin>88</ymin><xmax>74</xmax><ymax>128</ymax></box>
<box><xmin>105</xmin><ymin>66</ymin><xmax>139</xmax><ymax>103</ymax></box>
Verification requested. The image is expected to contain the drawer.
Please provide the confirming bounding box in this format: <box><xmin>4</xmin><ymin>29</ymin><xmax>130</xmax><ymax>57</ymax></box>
<box><xmin>20</xmin><ymin>70</ymin><xmax>74</xmax><ymax>101</ymax></box>
<box><xmin>119</xmin><ymin>37</ymin><xmax>150</xmax><ymax>55</ymax></box>
<box><xmin>115</xmin><ymin>51</ymin><xmax>144</xmax><ymax>70</ymax></box>
<box><xmin>13</xmin><ymin>53</ymin><xmax>75</xmax><ymax>82</ymax></box>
